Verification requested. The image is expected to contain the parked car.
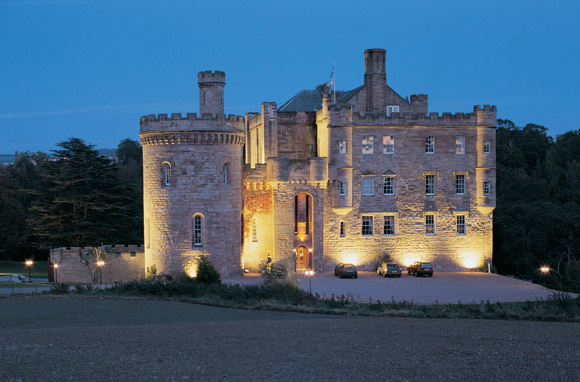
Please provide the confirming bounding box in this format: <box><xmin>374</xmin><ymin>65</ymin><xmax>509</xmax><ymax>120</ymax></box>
<box><xmin>334</xmin><ymin>263</ymin><xmax>345</xmax><ymax>276</ymax></box>
<box><xmin>269</xmin><ymin>262</ymin><xmax>287</xmax><ymax>278</ymax></box>
<box><xmin>336</xmin><ymin>263</ymin><xmax>358</xmax><ymax>279</ymax></box>
<box><xmin>377</xmin><ymin>263</ymin><xmax>402</xmax><ymax>277</ymax></box>
<box><xmin>407</xmin><ymin>261</ymin><xmax>434</xmax><ymax>277</ymax></box>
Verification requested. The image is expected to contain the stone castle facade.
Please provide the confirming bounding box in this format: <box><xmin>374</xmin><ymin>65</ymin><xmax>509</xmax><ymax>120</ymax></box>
<box><xmin>137</xmin><ymin>48</ymin><xmax>496</xmax><ymax>279</ymax></box>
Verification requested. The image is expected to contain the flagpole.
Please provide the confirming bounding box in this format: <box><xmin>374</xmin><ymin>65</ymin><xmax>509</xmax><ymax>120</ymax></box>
<box><xmin>333</xmin><ymin>62</ymin><xmax>336</xmax><ymax>104</ymax></box>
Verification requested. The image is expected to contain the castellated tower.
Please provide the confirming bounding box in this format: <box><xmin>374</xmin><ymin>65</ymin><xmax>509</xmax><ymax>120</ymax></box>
<box><xmin>139</xmin><ymin>70</ymin><xmax>245</xmax><ymax>278</ymax></box>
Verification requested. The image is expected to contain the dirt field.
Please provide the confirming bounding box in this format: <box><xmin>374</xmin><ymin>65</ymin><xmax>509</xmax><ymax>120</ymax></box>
<box><xmin>1</xmin><ymin>295</ymin><xmax>579</xmax><ymax>381</ymax></box>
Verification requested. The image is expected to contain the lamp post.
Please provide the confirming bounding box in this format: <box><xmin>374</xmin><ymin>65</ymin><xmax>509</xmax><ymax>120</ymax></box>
<box><xmin>53</xmin><ymin>263</ymin><xmax>59</xmax><ymax>284</ymax></box>
<box><xmin>304</xmin><ymin>269</ymin><xmax>315</xmax><ymax>294</ymax></box>
<box><xmin>25</xmin><ymin>260</ymin><xmax>33</xmax><ymax>283</ymax></box>
<box><xmin>96</xmin><ymin>260</ymin><xmax>105</xmax><ymax>285</ymax></box>
<box><xmin>539</xmin><ymin>265</ymin><xmax>550</xmax><ymax>287</ymax></box>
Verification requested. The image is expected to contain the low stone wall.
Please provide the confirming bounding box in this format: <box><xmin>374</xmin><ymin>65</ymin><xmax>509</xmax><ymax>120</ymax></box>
<box><xmin>50</xmin><ymin>245</ymin><xmax>145</xmax><ymax>284</ymax></box>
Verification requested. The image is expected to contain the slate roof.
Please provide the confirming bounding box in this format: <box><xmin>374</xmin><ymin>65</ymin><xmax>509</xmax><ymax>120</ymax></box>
<box><xmin>279</xmin><ymin>85</ymin><xmax>364</xmax><ymax>112</ymax></box>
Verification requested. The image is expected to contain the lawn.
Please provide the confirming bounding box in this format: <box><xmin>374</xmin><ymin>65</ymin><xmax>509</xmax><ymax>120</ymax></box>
<box><xmin>0</xmin><ymin>260</ymin><xmax>48</xmax><ymax>278</ymax></box>
<box><xmin>0</xmin><ymin>281</ymin><xmax>50</xmax><ymax>288</ymax></box>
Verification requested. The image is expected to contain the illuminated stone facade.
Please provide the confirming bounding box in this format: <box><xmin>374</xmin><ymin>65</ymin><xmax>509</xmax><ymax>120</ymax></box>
<box><xmin>141</xmin><ymin>48</ymin><xmax>496</xmax><ymax>279</ymax></box>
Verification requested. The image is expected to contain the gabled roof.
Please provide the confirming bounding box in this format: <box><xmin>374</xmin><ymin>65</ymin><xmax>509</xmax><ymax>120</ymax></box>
<box><xmin>279</xmin><ymin>85</ymin><xmax>362</xmax><ymax>112</ymax></box>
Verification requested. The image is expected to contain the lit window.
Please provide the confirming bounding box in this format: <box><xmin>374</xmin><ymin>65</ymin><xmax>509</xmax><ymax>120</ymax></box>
<box><xmin>340</xmin><ymin>221</ymin><xmax>345</xmax><ymax>237</ymax></box>
<box><xmin>456</xmin><ymin>175</ymin><xmax>465</xmax><ymax>195</ymax></box>
<box><xmin>130</xmin><ymin>252</ymin><xmax>136</xmax><ymax>257</ymax></box>
<box><xmin>362</xmin><ymin>178</ymin><xmax>374</xmax><ymax>196</ymax></box>
<box><xmin>115</xmin><ymin>252</ymin><xmax>121</xmax><ymax>257</ymax></box>
<box><xmin>425</xmin><ymin>215</ymin><xmax>435</xmax><ymax>235</ymax></box>
<box><xmin>425</xmin><ymin>175</ymin><xmax>435</xmax><ymax>195</ymax></box>
<box><xmin>484</xmin><ymin>141</ymin><xmax>491</xmax><ymax>154</ymax></box>
<box><xmin>383</xmin><ymin>136</ymin><xmax>394</xmax><ymax>154</ymax></box>
<box><xmin>425</xmin><ymin>136</ymin><xmax>434</xmax><ymax>153</ymax></box>
<box><xmin>384</xmin><ymin>216</ymin><xmax>395</xmax><ymax>236</ymax></box>
<box><xmin>339</xmin><ymin>140</ymin><xmax>347</xmax><ymax>154</ymax></box>
<box><xmin>223</xmin><ymin>163</ymin><xmax>229</xmax><ymax>184</ymax></box>
<box><xmin>252</xmin><ymin>218</ymin><xmax>258</xmax><ymax>242</ymax></box>
<box><xmin>456</xmin><ymin>136</ymin><xmax>465</xmax><ymax>154</ymax></box>
<box><xmin>457</xmin><ymin>215</ymin><xmax>466</xmax><ymax>235</ymax></box>
<box><xmin>163</xmin><ymin>162</ymin><xmax>171</xmax><ymax>186</ymax></box>
<box><xmin>339</xmin><ymin>181</ymin><xmax>347</xmax><ymax>196</ymax></box>
<box><xmin>362</xmin><ymin>136</ymin><xmax>374</xmax><ymax>154</ymax></box>
<box><xmin>193</xmin><ymin>215</ymin><xmax>203</xmax><ymax>247</ymax></box>
<box><xmin>383</xmin><ymin>177</ymin><xmax>394</xmax><ymax>195</ymax></box>
<box><xmin>362</xmin><ymin>216</ymin><xmax>373</xmax><ymax>236</ymax></box>
<box><xmin>386</xmin><ymin>105</ymin><xmax>399</xmax><ymax>117</ymax></box>
<box><xmin>483</xmin><ymin>181</ymin><xmax>491</xmax><ymax>196</ymax></box>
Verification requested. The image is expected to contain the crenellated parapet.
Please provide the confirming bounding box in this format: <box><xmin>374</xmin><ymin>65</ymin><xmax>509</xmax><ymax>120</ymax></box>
<box><xmin>322</xmin><ymin>104</ymin><xmax>497</xmax><ymax>127</ymax></box>
<box><xmin>140</xmin><ymin>113</ymin><xmax>244</xmax><ymax>133</ymax></box>
<box><xmin>140</xmin><ymin>130</ymin><xmax>245</xmax><ymax>146</ymax></box>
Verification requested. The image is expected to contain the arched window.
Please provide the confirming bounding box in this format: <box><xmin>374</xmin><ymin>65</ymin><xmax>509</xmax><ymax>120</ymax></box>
<box><xmin>162</xmin><ymin>162</ymin><xmax>171</xmax><ymax>186</ymax></box>
<box><xmin>192</xmin><ymin>214</ymin><xmax>203</xmax><ymax>247</ymax></box>
<box><xmin>223</xmin><ymin>163</ymin><xmax>229</xmax><ymax>184</ymax></box>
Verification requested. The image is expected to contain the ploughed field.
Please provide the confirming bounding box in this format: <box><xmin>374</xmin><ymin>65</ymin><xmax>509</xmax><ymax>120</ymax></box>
<box><xmin>1</xmin><ymin>295</ymin><xmax>579</xmax><ymax>381</ymax></box>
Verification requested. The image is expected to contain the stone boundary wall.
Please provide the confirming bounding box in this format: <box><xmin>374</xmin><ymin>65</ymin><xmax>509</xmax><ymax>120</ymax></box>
<box><xmin>50</xmin><ymin>245</ymin><xmax>145</xmax><ymax>284</ymax></box>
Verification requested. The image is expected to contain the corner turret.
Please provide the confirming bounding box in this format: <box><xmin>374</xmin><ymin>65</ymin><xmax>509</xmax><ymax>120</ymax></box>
<box><xmin>198</xmin><ymin>70</ymin><xmax>226</xmax><ymax>116</ymax></box>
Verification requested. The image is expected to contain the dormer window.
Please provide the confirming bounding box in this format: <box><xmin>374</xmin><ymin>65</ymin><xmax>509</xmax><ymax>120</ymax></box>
<box><xmin>386</xmin><ymin>105</ymin><xmax>399</xmax><ymax>117</ymax></box>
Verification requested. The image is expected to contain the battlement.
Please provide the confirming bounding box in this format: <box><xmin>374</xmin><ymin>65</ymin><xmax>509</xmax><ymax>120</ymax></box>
<box><xmin>323</xmin><ymin>104</ymin><xmax>497</xmax><ymax>127</ymax></box>
<box><xmin>139</xmin><ymin>113</ymin><xmax>245</xmax><ymax>134</ymax></box>
<box><xmin>198</xmin><ymin>70</ymin><xmax>226</xmax><ymax>83</ymax></box>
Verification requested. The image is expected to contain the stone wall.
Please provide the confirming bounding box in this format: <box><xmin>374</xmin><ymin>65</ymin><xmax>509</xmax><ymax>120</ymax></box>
<box><xmin>50</xmin><ymin>245</ymin><xmax>145</xmax><ymax>284</ymax></box>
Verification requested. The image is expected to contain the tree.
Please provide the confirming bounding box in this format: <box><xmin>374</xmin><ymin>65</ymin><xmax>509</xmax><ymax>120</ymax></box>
<box><xmin>115</xmin><ymin>138</ymin><xmax>143</xmax><ymax>245</ymax></box>
<box><xmin>29</xmin><ymin>138</ymin><xmax>134</xmax><ymax>248</ymax></box>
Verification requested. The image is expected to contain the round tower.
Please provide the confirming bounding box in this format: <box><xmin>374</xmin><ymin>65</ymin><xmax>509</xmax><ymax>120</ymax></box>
<box><xmin>140</xmin><ymin>70</ymin><xmax>245</xmax><ymax>278</ymax></box>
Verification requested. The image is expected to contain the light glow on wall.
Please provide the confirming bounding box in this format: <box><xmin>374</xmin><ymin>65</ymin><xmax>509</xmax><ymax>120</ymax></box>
<box><xmin>185</xmin><ymin>265</ymin><xmax>198</xmax><ymax>278</ymax></box>
<box><xmin>340</xmin><ymin>254</ymin><xmax>359</xmax><ymax>265</ymax></box>
<box><xmin>461</xmin><ymin>253</ymin><xmax>482</xmax><ymax>269</ymax></box>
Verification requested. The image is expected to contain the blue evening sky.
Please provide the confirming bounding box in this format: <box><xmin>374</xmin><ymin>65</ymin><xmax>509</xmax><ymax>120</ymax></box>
<box><xmin>1</xmin><ymin>0</ymin><xmax>579</xmax><ymax>153</ymax></box>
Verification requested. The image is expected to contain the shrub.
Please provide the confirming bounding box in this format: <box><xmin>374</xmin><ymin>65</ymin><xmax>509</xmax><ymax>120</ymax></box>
<box><xmin>195</xmin><ymin>256</ymin><xmax>221</xmax><ymax>285</ymax></box>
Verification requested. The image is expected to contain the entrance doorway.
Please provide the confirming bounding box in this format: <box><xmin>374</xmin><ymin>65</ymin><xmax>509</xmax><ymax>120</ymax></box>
<box><xmin>296</xmin><ymin>245</ymin><xmax>310</xmax><ymax>271</ymax></box>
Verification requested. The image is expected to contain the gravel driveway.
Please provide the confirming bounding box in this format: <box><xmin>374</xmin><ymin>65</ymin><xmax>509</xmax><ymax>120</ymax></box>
<box><xmin>225</xmin><ymin>271</ymin><xmax>575</xmax><ymax>304</ymax></box>
<box><xmin>1</xmin><ymin>296</ymin><xmax>579</xmax><ymax>382</ymax></box>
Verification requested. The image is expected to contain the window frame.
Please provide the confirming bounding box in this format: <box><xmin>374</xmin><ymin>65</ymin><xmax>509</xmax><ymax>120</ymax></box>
<box><xmin>425</xmin><ymin>136</ymin><xmax>435</xmax><ymax>154</ymax></box>
<box><xmin>383</xmin><ymin>215</ymin><xmax>395</xmax><ymax>236</ymax></box>
<box><xmin>362</xmin><ymin>178</ymin><xmax>374</xmax><ymax>196</ymax></box>
<box><xmin>386</xmin><ymin>105</ymin><xmax>399</xmax><ymax>117</ymax></box>
<box><xmin>362</xmin><ymin>216</ymin><xmax>374</xmax><ymax>237</ymax></box>
<box><xmin>383</xmin><ymin>135</ymin><xmax>395</xmax><ymax>154</ymax></box>
<box><xmin>483</xmin><ymin>141</ymin><xmax>491</xmax><ymax>154</ymax></box>
<box><xmin>425</xmin><ymin>174</ymin><xmax>435</xmax><ymax>195</ymax></box>
<box><xmin>163</xmin><ymin>162</ymin><xmax>171</xmax><ymax>186</ymax></box>
<box><xmin>483</xmin><ymin>181</ymin><xmax>491</xmax><ymax>196</ymax></box>
<box><xmin>425</xmin><ymin>214</ymin><xmax>435</xmax><ymax>235</ymax></box>
<box><xmin>339</xmin><ymin>221</ymin><xmax>345</xmax><ymax>237</ymax></box>
<box><xmin>362</xmin><ymin>135</ymin><xmax>374</xmax><ymax>154</ymax></box>
<box><xmin>339</xmin><ymin>181</ymin><xmax>347</xmax><ymax>196</ymax></box>
<box><xmin>457</xmin><ymin>215</ymin><xmax>466</xmax><ymax>235</ymax></box>
<box><xmin>383</xmin><ymin>177</ymin><xmax>394</xmax><ymax>195</ymax></box>
<box><xmin>338</xmin><ymin>140</ymin><xmax>347</xmax><ymax>154</ymax></box>
<box><xmin>455</xmin><ymin>174</ymin><xmax>465</xmax><ymax>195</ymax></box>
<box><xmin>193</xmin><ymin>214</ymin><xmax>203</xmax><ymax>247</ymax></box>
<box><xmin>456</xmin><ymin>136</ymin><xmax>465</xmax><ymax>154</ymax></box>
<box><xmin>252</xmin><ymin>217</ymin><xmax>258</xmax><ymax>242</ymax></box>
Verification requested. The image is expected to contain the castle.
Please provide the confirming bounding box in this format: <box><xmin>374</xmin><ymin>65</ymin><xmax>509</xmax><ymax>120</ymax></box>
<box><xmin>51</xmin><ymin>49</ymin><xmax>496</xmax><ymax>282</ymax></box>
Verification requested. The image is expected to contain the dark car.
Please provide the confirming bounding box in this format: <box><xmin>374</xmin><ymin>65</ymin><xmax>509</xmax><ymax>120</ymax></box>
<box><xmin>334</xmin><ymin>263</ymin><xmax>345</xmax><ymax>276</ymax></box>
<box><xmin>377</xmin><ymin>263</ymin><xmax>402</xmax><ymax>277</ymax></box>
<box><xmin>269</xmin><ymin>263</ymin><xmax>287</xmax><ymax>278</ymax></box>
<box><xmin>407</xmin><ymin>261</ymin><xmax>434</xmax><ymax>277</ymax></box>
<box><xmin>336</xmin><ymin>263</ymin><xmax>358</xmax><ymax>279</ymax></box>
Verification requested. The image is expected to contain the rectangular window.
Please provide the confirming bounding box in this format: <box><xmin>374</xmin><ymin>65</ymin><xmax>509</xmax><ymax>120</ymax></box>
<box><xmin>130</xmin><ymin>252</ymin><xmax>136</xmax><ymax>257</ymax></box>
<box><xmin>425</xmin><ymin>175</ymin><xmax>435</xmax><ymax>195</ymax></box>
<box><xmin>383</xmin><ymin>136</ymin><xmax>394</xmax><ymax>154</ymax></box>
<box><xmin>115</xmin><ymin>252</ymin><xmax>121</xmax><ymax>257</ymax></box>
<box><xmin>362</xmin><ymin>135</ymin><xmax>374</xmax><ymax>154</ymax></box>
<box><xmin>252</xmin><ymin>218</ymin><xmax>258</xmax><ymax>242</ymax></box>
<box><xmin>384</xmin><ymin>216</ymin><xmax>395</xmax><ymax>235</ymax></box>
<box><xmin>340</xmin><ymin>222</ymin><xmax>345</xmax><ymax>237</ymax></box>
<box><xmin>339</xmin><ymin>181</ymin><xmax>347</xmax><ymax>196</ymax></box>
<box><xmin>456</xmin><ymin>136</ymin><xmax>465</xmax><ymax>154</ymax></box>
<box><xmin>425</xmin><ymin>136</ymin><xmax>435</xmax><ymax>153</ymax></box>
<box><xmin>425</xmin><ymin>215</ymin><xmax>435</xmax><ymax>235</ymax></box>
<box><xmin>457</xmin><ymin>215</ymin><xmax>466</xmax><ymax>235</ymax></box>
<box><xmin>362</xmin><ymin>178</ymin><xmax>374</xmax><ymax>196</ymax></box>
<box><xmin>362</xmin><ymin>216</ymin><xmax>374</xmax><ymax>236</ymax></box>
<box><xmin>484</xmin><ymin>141</ymin><xmax>491</xmax><ymax>154</ymax></box>
<box><xmin>386</xmin><ymin>105</ymin><xmax>399</xmax><ymax>117</ymax></box>
<box><xmin>456</xmin><ymin>174</ymin><xmax>465</xmax><ymax>195</ymax></box>
<box><xmin>194</xmin><ymin>216</ymin><xmax>203</xmax><ymax>247</ymax></box>
<box><xmin>339</xmin><ymin>140</ymin><xmax>347</xmax><ymax>154</ymax></box>
<box><xmin>383</xmin><ymin>177</ymin><xmax>394</xmax><ymax>195</ymax></box>
<box><xmin>483</xmin><ymin>181</ymin><xmax>491</xmax><ymax>196</ymax></box>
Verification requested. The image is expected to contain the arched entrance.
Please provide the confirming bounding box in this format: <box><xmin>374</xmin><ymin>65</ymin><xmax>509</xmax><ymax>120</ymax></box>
<box><xmin>295</xmin><ymin>245</ymin><xmax>310</xmax><ymax>271</ymax></box>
